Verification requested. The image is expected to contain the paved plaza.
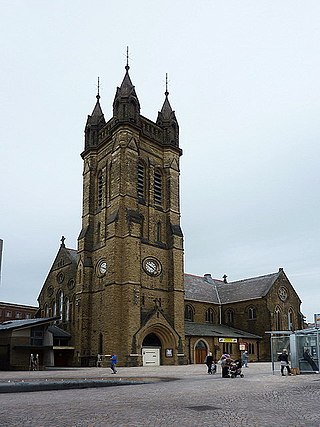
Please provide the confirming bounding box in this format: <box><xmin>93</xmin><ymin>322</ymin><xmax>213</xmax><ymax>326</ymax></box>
<box><xmin>0</xmin><ymin>363</ymin><xmax>319</xmax><ymax>426</ymax></box>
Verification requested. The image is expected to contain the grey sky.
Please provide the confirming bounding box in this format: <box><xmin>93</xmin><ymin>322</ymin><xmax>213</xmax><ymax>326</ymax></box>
<box><xmin>1</xmin><ymin>1</ymin><xmax>320</xmax><ymax>322</ymax></box>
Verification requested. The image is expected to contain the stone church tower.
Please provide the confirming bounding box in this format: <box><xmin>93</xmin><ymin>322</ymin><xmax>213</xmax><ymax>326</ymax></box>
<box><xmin>75</xmin><ymin>64</ymin><xmax>185</xmax><ymax>366</ymax></box>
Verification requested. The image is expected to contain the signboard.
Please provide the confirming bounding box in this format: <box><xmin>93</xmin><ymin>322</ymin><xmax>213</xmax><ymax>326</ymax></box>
<box><xmin>219</xmin><ymin>338</ymin><xmax>238</xmax><ymax>343</ymax></box>
<box><xmin>165</xmin><ymin>348</ymin><xmax>173</xmax><ymax>357</ymax></box>
<box><xmin>239</xmin><ymin>344</ymin><xmax>246</xmax><ymax>351</ymax></box>
<box><xmin>314</xmin><ymin>314</ymin><xmax>320</xmax><ymax>327</ymax></box>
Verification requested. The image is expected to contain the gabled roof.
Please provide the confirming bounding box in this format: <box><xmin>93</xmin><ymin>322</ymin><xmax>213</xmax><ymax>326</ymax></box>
<box><xmin>185</xmin><ymin>322</ymin><xmax>261</xmax><ymax>339</ymax></box>
<box><xmin>184</xmin><ymin>271</ymin><xmax>281</xmax><ymax>304</ymax></box>
<box><xmin>217</xmin><ymin>272</ymin><xmax>279</xmax><ymax>304</ymax></box>
<box><xmin>0</xmin><ymin>317</ymin><xmax>59</xmax><ymax>331</ymax></box>
<box><xmin>184</xmin><ymin>274</ymin><xmax>223</xmax><ymax>304</ymax></box>
<box><xmin>46</xmin><ymin>245</ymin><xmax>78</xmax><ymax>276</ymax></box>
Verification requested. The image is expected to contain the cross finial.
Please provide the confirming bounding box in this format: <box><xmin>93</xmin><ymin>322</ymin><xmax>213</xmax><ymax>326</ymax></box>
<box><xmin>165</xmin><ymin>73</ymin><xmax>169</xmax><ymax>97</ymax></box>
<box><xmin>125</xmin><ymin>46</ymin><xmax>130</xmax><ymax>71</ymax></box>
<box><xmin>96</xmin><ymin>77</ymin><xmax>100</xmax><ymax>100</ymax></box>
<box><xmin>61</xmin><ymin>236</ymin><xmax>66</xmax><ymax>247</ymax></box>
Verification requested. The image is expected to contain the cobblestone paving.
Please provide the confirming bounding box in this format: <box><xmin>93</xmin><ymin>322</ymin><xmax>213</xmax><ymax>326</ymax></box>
<box><xmin>0</xmin><ymin>363</ymin><xmax>319</xmax><ymax>426</ymax></box>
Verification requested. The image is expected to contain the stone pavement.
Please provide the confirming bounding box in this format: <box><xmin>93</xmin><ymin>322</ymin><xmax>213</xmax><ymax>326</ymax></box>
<box><xmin>0</xmin><ymin>363</ymin><xmax>319</xmax><ymax>426</ymax></box>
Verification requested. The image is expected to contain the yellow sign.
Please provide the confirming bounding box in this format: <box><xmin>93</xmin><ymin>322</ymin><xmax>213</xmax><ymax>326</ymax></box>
<box><xmin>219</xmin><ymin>338</ymin><xmax>238</xmax><ymax>343</ymax></box>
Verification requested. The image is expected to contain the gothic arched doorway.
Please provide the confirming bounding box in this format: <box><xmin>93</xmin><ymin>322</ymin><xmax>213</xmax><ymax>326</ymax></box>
<box><xmin>195</xmin><ymin>340</ymin><xmax>207</xmax><ymax>364</ymax></box>
<box><xmin>142</xmin><ymin>333</ymin><xmax>161</xmax><ymax>366</ymax></box>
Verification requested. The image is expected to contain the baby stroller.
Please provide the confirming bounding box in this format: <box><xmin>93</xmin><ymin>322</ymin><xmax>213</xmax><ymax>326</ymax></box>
<box><xmin>210</xmin><ymin>361</ymin><xmax>217</xmax><ymax>374</ymax></box>
<box><xmin>229</xmin><ymin>360</ymin><xmax>244</xmax><ymax>378</ymax></box>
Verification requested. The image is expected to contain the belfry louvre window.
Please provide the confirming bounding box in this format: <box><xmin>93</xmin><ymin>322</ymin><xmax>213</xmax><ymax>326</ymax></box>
<box><xmin>154</xmin><ymin>170</ymin><xmax>162</xmax><ymax>205</ymax></box>
<box><xmin>137</xmin><ymin>162</ymin><xmax>145</xmax><ymax>200</ymax></box>
<box><xmin>98</xmin><ymin>171</ymin><xmax>103</xmax><ymax>208</ymax></box>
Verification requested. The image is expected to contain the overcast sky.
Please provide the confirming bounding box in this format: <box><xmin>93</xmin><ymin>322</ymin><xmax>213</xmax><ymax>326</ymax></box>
<box><xmin>1</xmin><ymin>1</ymin><xmax>320</xmax><ymax>322</ymax></box>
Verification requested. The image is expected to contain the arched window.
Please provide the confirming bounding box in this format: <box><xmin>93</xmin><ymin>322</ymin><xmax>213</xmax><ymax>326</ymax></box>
<box><xmin>288</xmin><ymin>309</ymin><xmax>294</xmax><ymax>331</ymax></box>
<box><xmin>52</xmin><ymin>301</ymin><xmax>57</xmax><ymax>317</ymax></box>
<box><xmin>65</xmin><ymin>297</ymin><xmax>70</xmax><ymax>322</ymax></box>
<box><xmin>185</xmin><ymin>304</ymin><xmax>194</xmax><ymax>322</ymax></box>
<box><xmin>205</xmin><ymin>308</ymin><xmax>214</xmax><ymax>323</ymax></box>
<box><xmin>137</xmin><ymin>161</ymin><xmax>145</xmax><ymax>201</ymax></box>
<box><xmin>226</xmin><ymin>309</ymin><xmax>234</xmax><ymax>325</ymax></box>
<box><xmin>248</xmin><ymin>306</ymin><xmax>256</xmax><ymax>320</ymax></box>
<box><xmin>108</xmin><ymin>162</ymin><xmax>112</xmax><ymax>200</ymax></box>
<box><xmin>154</xmin><ymin>169</ymin><xmax>162</xmax><ymax>205</ymax></box>
<box><xmin>97</xmin><ymin>170</ymin><xmax>103</xmax><ymax>208</ymax></box>
<box><xmin>57</xmin><ymin>290</ymin><xmax>64</xmax><ymax>321</ymax></box>
<box><xmin>99</xmin><ymin>333</ymin><xmax>103</xmax><ymax>354</ymax></box>
<box><xmin>275</xmin><ymin>307</ymin><xmax>281</xmax><ymax>330</ymax></box>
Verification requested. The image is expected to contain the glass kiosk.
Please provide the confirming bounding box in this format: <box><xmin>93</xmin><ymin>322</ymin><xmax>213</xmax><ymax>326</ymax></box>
<box><xmin>291</xmin><ymin>327</ymin><xmax>319</xmax><ymax>374</ymax></box>
<box><xmin>269</xmin><ymin>328</ymin><xmax>320</xmax><ymax>374</ymax></box>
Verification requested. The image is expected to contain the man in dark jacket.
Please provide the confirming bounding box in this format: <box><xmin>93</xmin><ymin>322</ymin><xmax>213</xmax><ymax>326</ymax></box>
<box><xmin>278</xmin><ymin>349</ymin><xmax>291</xmax><ymax>376</ymax></box>
<box><xmin>205</xmin><ymin>352</ymin><xmax>214</xmax><ymax>374</ymax></box>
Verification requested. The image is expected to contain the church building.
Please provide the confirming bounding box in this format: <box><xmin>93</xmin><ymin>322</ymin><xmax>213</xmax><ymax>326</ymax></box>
<box><xmin>37</xmin><ymin>62</ymin><xmax>303</xmax><ymax>368</ymax></box>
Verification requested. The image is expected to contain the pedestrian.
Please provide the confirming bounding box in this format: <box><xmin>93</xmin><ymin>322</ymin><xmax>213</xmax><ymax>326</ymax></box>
<box><xmin>204</xmin><ymin>352</ymin><xmax>214</xmax><ymax>374</ymax></box>
<box><xmin>278</xmin><ymin>348</ymin><xmax>291</xmax><ymax>376</ymax></box>
<box><xmin>241</xmin><ymin>350</ymin><xmax>249</xmax><ymax>368</ymax></box>
<box><xmin>110</xmin><ymin>353</ymin><xmax>117</xmax><ymax>374</ymax></box>
<box><xmin>220</xmin><ymin>354</ymin><xmax>231</xmax><ymax>378</ymax></box>
<box><xmin>96</xmin><ymin>353</ymin><xmax>102</xmax><ymax>367</ymax></box>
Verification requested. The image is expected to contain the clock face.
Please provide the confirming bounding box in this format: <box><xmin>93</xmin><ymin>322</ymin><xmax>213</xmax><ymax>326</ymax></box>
<box><xmin>278</xmin><ymin>286</ymin><xmax>288</xmax><ymax>302</ymax></box>
<box><xmin>97</xmin><ymin>260</ymin><xmax>107</xmax><ymax>276</ymax></box>
<box><xmin>143</xmin><ymin>257</ymin><xmax>162</xmax><ymax>277</ymax></box>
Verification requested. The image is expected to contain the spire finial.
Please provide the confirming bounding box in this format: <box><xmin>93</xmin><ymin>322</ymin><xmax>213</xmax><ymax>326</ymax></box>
<box><xmin>165</xmin><ymin>73</ymin><xmax>169</xmax><ymax>97</ymax></box>
<box><xmin>125</xmin><ymin>46</ymin><xmax>130</xmax><ymax>71</ymax></box>
<box><xmin>96</xmin><ymin>77</ymin><xmax>100</xmax><ymax>100</ymax></box>
<box><xmin>60</xmin><ymin>236</ymin><xmax>65</xmax><ymax>247</ymax></box>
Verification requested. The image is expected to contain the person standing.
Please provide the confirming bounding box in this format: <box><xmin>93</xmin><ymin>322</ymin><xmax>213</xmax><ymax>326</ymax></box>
<box><xmin>110</xmin><ymin>353</ymin><xmax>117</xmax><ymax>374</ymax></box>
<box><xmin>220</xmin><ymin>354</ymin><xmax>231</xmax><ymax>378</ymax></box>
<box><xmin>96</xmin><ymin>354</ymin><xmax>102</xmax><ymax>368</ymax></box>
<box><xmin>205</xmin><ymin>352</ymin><xmax>214</xmax><ymax>374</ymax></box>
<box><xmin>278</xmin><ymin>349</ymin><xmax>291</xmax><ymax>376</ymax></box>
<box><xmin>241</xmin><ymin>350</ymin><xmax>249</xmax><ymax>368</ymax></box>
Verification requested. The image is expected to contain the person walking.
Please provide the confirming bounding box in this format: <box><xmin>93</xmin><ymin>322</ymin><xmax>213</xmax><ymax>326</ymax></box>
<box><xmin>205</xmin><ymin>352</ymin><xmax>214</xmax><ymax>374</ymax></box>
<box><xmin>278</xmin><ymin>349</ymin><xmax>291</xmax><ymax>376</ymax></box>
<box><xmin>110</xmin><ymin>353</ymin><xmax>118</xmax><ymax>374</ymax></box>
<box><xmin>220</xmin><ymin>354</ymin><xmax>231</xmax><ymax>378</ymax></box>
<box><xmin>241</xmin><ymin>350</ymin><xmax>249</xmax><ymax>368</ymax></box>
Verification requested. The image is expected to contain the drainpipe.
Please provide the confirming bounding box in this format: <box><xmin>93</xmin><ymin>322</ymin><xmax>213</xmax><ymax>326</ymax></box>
<box><xmin>215</xmin><ymin>285</ymin><xmax>222</xmax><ymax>325</ymax></box>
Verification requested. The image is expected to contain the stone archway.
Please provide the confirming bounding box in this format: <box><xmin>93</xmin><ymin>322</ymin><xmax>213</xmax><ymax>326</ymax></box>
<box><xmin>142</xmin><ymin>333</ymin><xmax>162</xmax><ymax>366</ymax></box>
<box><xmin>136</xmin><ymin>319</ymin><xmax>180</xmax><ymax>365</ymax></box>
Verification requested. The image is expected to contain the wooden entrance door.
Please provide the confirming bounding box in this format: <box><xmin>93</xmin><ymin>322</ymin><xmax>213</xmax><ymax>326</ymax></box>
<box><xmin>195</xmin><ymin>340</ymin><xmax>207</xmax><ymax>364</ymax></box>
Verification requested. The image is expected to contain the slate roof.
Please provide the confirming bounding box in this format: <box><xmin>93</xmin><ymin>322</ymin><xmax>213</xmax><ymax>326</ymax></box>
<box><xmin>217</xmin><ymin>272</ymin><xmax>279</xmax><ymax>304</ymax></box>
<box><xmin>184</xmin><ymin>274</ymin><xmax>223</xmax><ymax>304</ymax></box>
<box><xmin>0</xmin><ymin>317</ymin><xmax>59</xmax><ymax>331</ymax></box>
<box><xmin>184</xmin><ymin>271</ymin><xmax>280</xmax><ymax>304</ymax></box>
<box><xmin>65</xmin><ymin>248</ymin><xmax>78</xmax><ymax>264</ymax></box>
<box><xmin>185</xmin><ymin>322</ymin><xmax>261</xmax><ymax>339</ymax></box>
